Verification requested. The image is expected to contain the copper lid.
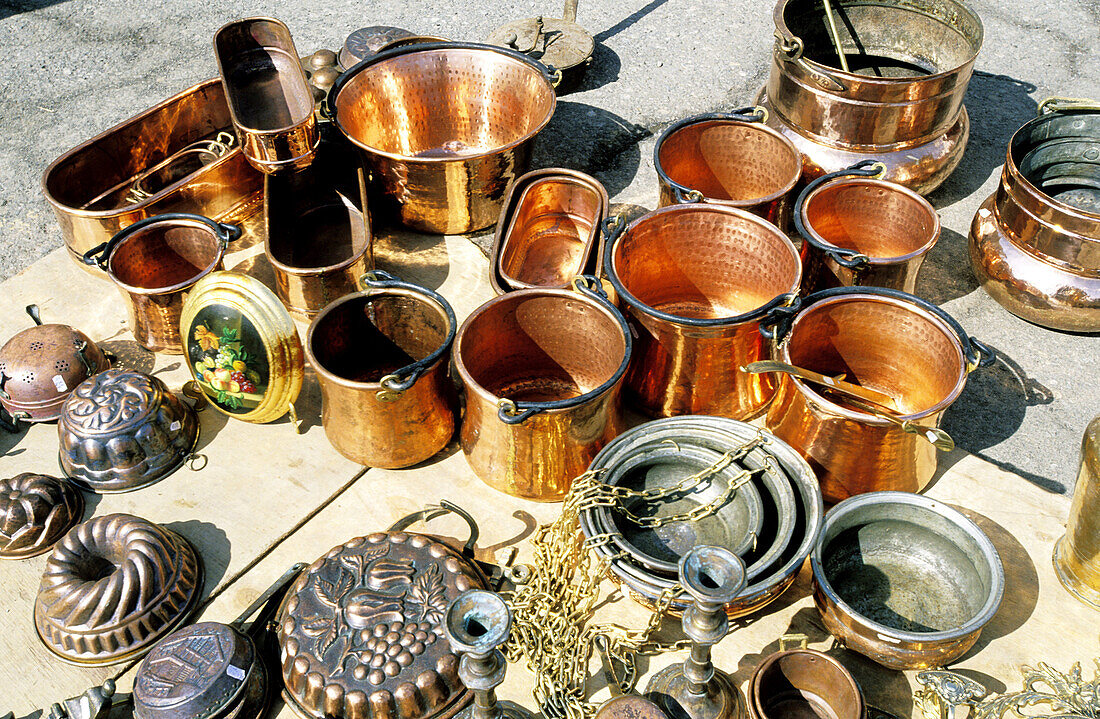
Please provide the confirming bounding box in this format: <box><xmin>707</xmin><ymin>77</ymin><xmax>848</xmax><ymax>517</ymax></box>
<box><xmin>277</xmin><ymin>531</ymin><xmax>488</xmax><ymax>719</ymax></box>
<box><xmin>35</xmin><ymin>513</ymin><xmax>204</xmax><ymax>666</ymax></box>
<box><xmin>0</xmin><ymin>473</ymin><xmax>84</xmax><ymax>559</ymax></box>
<box><xmin>58</xmin><ymin>369</ymin><xmax>199</xmax><ymax>493</ymax></box>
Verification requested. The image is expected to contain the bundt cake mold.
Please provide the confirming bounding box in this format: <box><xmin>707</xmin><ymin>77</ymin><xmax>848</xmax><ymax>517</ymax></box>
<box><xmin>58</xmin><ymin>369</ymin><xmax>199</xmax><ymax>493</ymax></box>
<box><xmin>0</xmin><ymin>473</ymin><xmax>84</xmax><ymax>559</ymax></box>
<box><xmin>34</xmin><ymin>513</ymin><xmax>203</xmax><ymax>666</ymax></box>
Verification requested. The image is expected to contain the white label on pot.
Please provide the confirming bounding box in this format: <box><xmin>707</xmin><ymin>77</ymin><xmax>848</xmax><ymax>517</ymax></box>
<box><xmin>876</xmin><ymin>633</ymin><xmax>902</xmax><ymax>644</ymax></box>
<box><xmin>169</xmin><ymin>421</ymin><xmax>181</xmax><ymax>431</ymax></box>
<box><xmin>52</xmin><ymin>375</ymin><xmax>67</xmax><ymax>392</ymax></box>
<box><xmin>226</xmin><ymin>664</ymin><xmax>247</xmax><ymax>680</ymax></box>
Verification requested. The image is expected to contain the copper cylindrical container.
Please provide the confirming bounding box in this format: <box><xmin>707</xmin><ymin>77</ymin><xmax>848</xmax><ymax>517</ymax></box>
<box><xmin>764</xmin><ymin>287</ymin><xmax>990</xmax><ymax>503</ymax></box>
<box><xmin>83</xmin><ymin>213</ymin><xmax>240</xmax><ymax>354</ymax></box>
<box><xmin>970</xmin><ymin>105</ymin><xmax>1100</xmax><ymax>332</ymax></box>
<box><xmin>328</xmin><ymin>42</ymin><xmax>557</xmax><ymax>234</ymax></box>
<box><xmin>748</xmin><ymin>645</ymin><xmax>863</xmax><ymax>719</ymax></box>
<box><xmin>215</xmin><ymin>18</ymin><xmax>319</xmax><ymax>174</ymax></box>
<box><xmin>759</xmin><ymin>0</ymin><xmax>983</xmax><ymax>193</ymax></box>
<box><xmin>795</xmin><ymin>161</ymin><xmax>939</xmax><ymax>293</ymax></box>
<box><xmin>1054</xmin><ymin>415</ymin><xmax>1100</xmax><ymax>610</ymax></box>
<box><xmin>605</xmin><ymin>205</ymin><xmax>801</xmax><ymax>420</ymax></box>
<box><xmin>454</xmin><ymin>278</ymin><xmax>631</xmax><ymax>501</ymax></box>
<box><xmin>655</xmin><ymin>110</ymin><xmax>802</xmax><ymax>231</ymax></box>
<box><xmin>305</xmin><ymin>272</ymin><xmax>457</xmax><ymax>469</ymax></box>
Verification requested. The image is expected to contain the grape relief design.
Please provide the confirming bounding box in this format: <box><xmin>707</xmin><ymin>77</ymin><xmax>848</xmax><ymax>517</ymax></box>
<box><xmin>298</xmin><ymin>543</ymin><xmax>450</xmax><ymax>686</ymax></box>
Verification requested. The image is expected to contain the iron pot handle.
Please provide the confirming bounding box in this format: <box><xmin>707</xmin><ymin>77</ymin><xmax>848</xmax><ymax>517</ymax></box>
<box><xmin>772</xmin><ymin>28</ymin><xmax>847</xmax><ymax>92</ymax></box>
<box><xmin>792</xmin><ymin>160</ymin><xmax>887</xmax><ymax>269</ymax></box>
<box><xmin>358</xmin><ymin>270</ymin><xmax>458</xmax><ymax>399</ymax></box>
<box><xmin>82</xmin><ymin>213</ymin><xmax>240</xmax><ymax>269</ymax></box>
<box><xmin>496</xmin><ymin>274</ymin><xmax>633</xmax><ymax>425</ymax></box>
<box><xmin>387</xmin><ymin>500</ymin><xmax>480</xmax><ymax>557</ymax></box>
<box><xmin>656</xmin><ymin>107</ymin><xmax>769</xmax><ymax>205</ymax></box>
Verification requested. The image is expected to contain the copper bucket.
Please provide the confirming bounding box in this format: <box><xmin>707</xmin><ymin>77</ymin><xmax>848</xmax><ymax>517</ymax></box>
<box><xmin>761</xmin><ymin>287</ymin><xmax>993</xmax><ymax>503</ymax></box>
<box><xmin>305</xmin><ymin>271</ymin><xmax>457</xmax><ymax>468</ymax></box>
<box><xmin>655</xmin><ymin>108</ymin><xmax>802</xmax><ymax>230</ymax></box>
<box><xmin>83</xmin><ymin>213</ymin><xmax>240</xmax><ymax>354</ymax></box>
<box><xmin>795</xmin><ymin>160</ymin><xmax>939</xmax><ymax>293</ymax></box>
<box><xmin>454</xmin><ymin>277</ymin><xmax>631</xmax><ymax>501</ymax></box>
<box><xmin>604</xmin><ymin>205</ymin><xmax>801</xmax><ymax>420</ymax></box>
<box><xmin>326</xmin><ymin>41</ymin><xmax>558</xmax><ymax>234</ymax></box>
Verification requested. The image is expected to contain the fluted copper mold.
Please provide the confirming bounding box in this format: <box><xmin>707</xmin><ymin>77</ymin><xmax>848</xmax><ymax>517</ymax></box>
<box><xmin>58</xmin><ymin>369</ymin><xmax>199</xmax><ymax>493</ymax></box>
<box><xmin>276</xmin><ymin>531</ymin><xmax>488</xmax><ymax>719</ymax></box>
<box><xmin>0</xmin><ymin>473</ymin><xmax>84</xmax><ymax>560</ymax></box>
<box><xmin>34</xmin><ymin>513</ymin><xmax>203</xmax><ymax>666</ymax></box>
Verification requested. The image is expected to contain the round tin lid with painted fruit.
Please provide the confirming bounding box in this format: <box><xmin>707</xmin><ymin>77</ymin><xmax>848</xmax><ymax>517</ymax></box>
<box><xmin>180</xmin><ymin>271</ymin><xmax>303</xmax><ymax>426</ymax></box>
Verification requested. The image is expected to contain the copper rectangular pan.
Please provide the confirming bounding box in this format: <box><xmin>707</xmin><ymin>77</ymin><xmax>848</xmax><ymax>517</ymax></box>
<box><xmin>490</xmin><ymin>168</ymin><xmax>608</xmax><ymax>293</ymax></box>
<box><xmin>42</xmin><ymin>78</ymin><xmax>263</xmax><ymax>265</ymax></box>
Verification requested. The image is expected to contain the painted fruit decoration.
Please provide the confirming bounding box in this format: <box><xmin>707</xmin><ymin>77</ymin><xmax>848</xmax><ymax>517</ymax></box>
<box><xmin>187</xmin><ymin>306</ymin><xmax>269</xmax><ymax>414</ymax></box>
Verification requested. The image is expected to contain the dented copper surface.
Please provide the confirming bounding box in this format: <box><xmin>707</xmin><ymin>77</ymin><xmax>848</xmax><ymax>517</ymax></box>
<box><xmin>0</xmin><ymin>473</ymin><xmax>84</xmax><ymax>560</ymax></box>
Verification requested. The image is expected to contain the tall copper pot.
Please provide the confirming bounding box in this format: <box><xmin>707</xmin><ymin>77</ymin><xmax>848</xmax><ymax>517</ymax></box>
<box><xmin>758</xmin><ymin>0</ymin><xmax>983</xmax><ymax>193</ymax></box>
<box><xmin>762</xmin><ymin>287</ymin><xmax>992</xmax><ymax>503</ymax></box>
<box><xmin>306</xmin><ymin>271</ymin><xmax>457</xmax><ymax>469</ymax></box>
<box><xmin>454</xmin><ymin>277</ymin><xmax>631</xmax><ymax>501</ymax></box>
<box><xmin>604</xmin><ymin>205</ymin><xmax>801</xmax><ymax>420</ymax></box>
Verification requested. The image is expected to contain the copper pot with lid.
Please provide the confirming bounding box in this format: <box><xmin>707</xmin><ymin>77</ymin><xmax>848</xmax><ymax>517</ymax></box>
<box><xmin>0</xmin><ymin>304</ymin><xmax>108</xmax><ymax>430</ymax></box>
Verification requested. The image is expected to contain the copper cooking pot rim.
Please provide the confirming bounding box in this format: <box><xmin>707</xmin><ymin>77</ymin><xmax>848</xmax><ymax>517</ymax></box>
<box><xmin>1006</xmin><ymin>107</ymin><xmax>1100</xmax><ymax>223</ymax></box>
<box><xmin>796</xmin><ymin>162</ymin><xmax>940</xmax><ymax>265</ymax></box>
<box><xmin>326</xmin><ymin>41</ymin><xmax>558</xmax><ymax>164</ymax></box>
<box><xmin>771</xmin><ymin>0</ymin><xmax>984</xmax><ymax>84</ymax></box>
<box><xmin>82</xmin><ymin>213</ymin><xmax>240</xmax><ymax>295</ymax></box>
<box><xmin>810</xmin><ymin>491</ymin><xmax>1005</xmax><ymax>644</ymax></box>
<box><xmin>749</xmin><ymin>646</ymin><xmax>863</xmax><ymax>719</ymax></box>
<box><xmin>605</xmin><ymin>205</ymin><xmax>802</xmax><ymax>327</ymax></box>
<box><xmin>653</xmin><ymin>109</ymin><xmax>803</xmax><ymax>206</ymax></box>
<box><xmin>304</xmin><ymin>270</ymin><xmax>456</xmax><ymax>392</ymax></box>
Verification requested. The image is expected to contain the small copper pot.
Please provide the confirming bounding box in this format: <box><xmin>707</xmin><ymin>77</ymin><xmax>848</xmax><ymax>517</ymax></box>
<box><xmin>83</xmin><ymin>214</ymin><xmax>239</xmax><ymax>354</ymax></box>
<box><xmin>655</xmin><ymin>108</ymin><xmax>802</xmax><ymax>231</ymax></box>
<box><xmin>305</xmin><ymin>271</ymin><xmax>457</xmax><ymax>468</ymax></box>
<box><xmin>454</xmin><ymin>277</ymin><xmax>631</xmax><ymax>501</ymax></box>
<box><xmin>748</xmin><ymin>642</ymin><xmax>863</xmax><ymax>719</ymax></box>
<box><xmin>762</xmin><ymin>287</ymin><xmax>991</xmax><ymax>503</ymax></box>
<box><xmin>759</xmin><ymin>0</ymin><xmax>983</xmax><ymax>193</ymax></box>
<box><xmin>795</xmin><ymin>161</ymin><xmax>939</xmax><ymax>293</ymax></box>
<box><xmin>604</xmin><ymin>205</ymin><xmax>801</xmax><ymax>420</ymax></box>
<box><xmin>970</xmin><ymin>103</ymin><xmax>1100</xmax><ymax>332</ymax></box>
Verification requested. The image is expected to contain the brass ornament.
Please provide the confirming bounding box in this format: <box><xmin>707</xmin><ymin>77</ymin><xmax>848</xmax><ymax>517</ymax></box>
<box><xmin>915</xmin><ymin>663</ymin><xmax>1100</xmax><ymax>719</ymax></box>
<box><xmin>0</xmin><ymin>473</ymin><xmax>84</xmax><ymax>560</ymax></box>
<box><xmin>34</xmin><ymin>513</ymin><xmax>204</xmax><ymax>666</ymax></box>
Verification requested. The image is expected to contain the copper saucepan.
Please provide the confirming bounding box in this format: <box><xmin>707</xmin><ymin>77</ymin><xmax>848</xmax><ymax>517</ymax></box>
<box><xmin>748</xmin><ymin>637</ymin><xmax>864</xmax><ymax>719</ymax></box>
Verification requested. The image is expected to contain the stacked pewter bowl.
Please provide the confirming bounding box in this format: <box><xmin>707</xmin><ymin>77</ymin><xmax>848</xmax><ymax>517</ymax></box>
<box><xmin>579</xmin><ymin>416</ymin><xmax>823</xmax><ymax>616</ymax></box>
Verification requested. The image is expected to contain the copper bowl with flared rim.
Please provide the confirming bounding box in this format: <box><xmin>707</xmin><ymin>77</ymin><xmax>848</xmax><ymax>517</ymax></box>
<box><xmin>748</xmin><ymin>647</ymin><xmax>864</xmax><ymax>719</ymax></box>
<box><xmin>327</xmin><ymin>42</ymin><xmax>557</xmax><ymax>234</ymax></box>
<box><xmin>454</xmin><ymin>281</ymin><xmax>631</xmax><ymax>501</ymax></box>
<box><xmin>655</xmin><ymin>113</ymin><xmax>802</xmax><ymax>229</ymax></box>
<box><xmin>810</xmin><ymin>491</ymin><xmax>1005</xmax><ymax>670</ymax></box>
<box><xmin>305</xmin><ymin>278</ymin><xmax>457</xmax><ymax>469</ymax></box>
<box><xmin>605</xmin><ymin>204</ymin><xmax>801</xmax><ymax>419</ymax></box>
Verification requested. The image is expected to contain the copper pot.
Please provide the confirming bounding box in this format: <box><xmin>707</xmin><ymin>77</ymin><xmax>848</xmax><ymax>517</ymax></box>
<box><xmin>454</xmin><ymin>277</ymin><xmax>631</xmax><ymax>501</ymax></box>
<box><xmin>604</xmin><ymin>205</ymin><xmax>801</xmax><ymax>420</ymax></box>
<box><xmin>305</xmin><ymin>271</ymin><xmax>457</xmax><ymax>469</ymax></box>
<box><xmin>970</xmin><ymin>102</ymin><xmax>1100</xmax><ymax>332</ymax></box>
<box><xmin>655</xmin><ymin>109</ymin><xmax>802</xmax><ymax>231</ymax></box>
<box><xmin>762</xmin><ymin>287</ymin><xmax>992</xmax><ymax>503</ymax></box>
<box><xmin>83</xmin><ymin>213</ymin><xmax>240</xmax><ymax>354</ymax></box>
<box><xmin>748</xmin><ymin>642</ymin><xmax>863</xmax><ymax>719</ymax></box>
<box><xmin>758</xmin><ymin>0</ymin><xmax>983</xmax><ymax>193</ymax></box>
<box><xmin>795</xmin><ymin>160</ymin><xmax>939</xmax><ymax>293</ymax></box>
<box><xmin>327</xmin><ymin>42</ymin><xmax>557</xmax><ymax>234</ymax></box>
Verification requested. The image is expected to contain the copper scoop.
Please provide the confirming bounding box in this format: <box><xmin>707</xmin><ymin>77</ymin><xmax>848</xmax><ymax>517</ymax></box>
<box><xmin>595</xmin><ymin>635</ymin><xmax>669</xmax><ymax>719</ymax></box>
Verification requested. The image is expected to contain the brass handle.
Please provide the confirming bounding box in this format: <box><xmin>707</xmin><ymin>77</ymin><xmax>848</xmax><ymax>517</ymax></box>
<box><xmin>742</xmin><ymin>360</ymin><xmax>898</xmax><ymax>408</ymax></box>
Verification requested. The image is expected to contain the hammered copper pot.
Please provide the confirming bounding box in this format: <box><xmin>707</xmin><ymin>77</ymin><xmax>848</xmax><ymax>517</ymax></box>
<box><xmin>604</xmin><ymin>205</ymin><xmax>801</xmax><ymax>420</ymax></box>
<box><xmin>306</xmin><ymin>271</ymin><xmax>457</xmax><ymax>468</ymax></box>
<box><xmin>763</xmin><ymin>287</ymin><xmax>991</xmax><ymax>503</ymax></box>
<box><xmin>83</xmin><ymin>213</ymin><xmax>240</xmax><ymax>354</ymax></box>
<box><xmin>454</xmin><ymin>278</ymin><xmax>631</xmax><ymax>501</ymax></box>
<box><xmin>758</xmin><ymin>0</ymin><xmax>983</xmax><ymax>193</ymax></box>
<box><xmin>970</xmin><ymin>103</ymin><xmax>1100</xmax><ymax>332</ymax></box>
<box><xmin>327</xmin><ymin>41</ymin><xmax>558</xmax><ymax>234</ymax></box>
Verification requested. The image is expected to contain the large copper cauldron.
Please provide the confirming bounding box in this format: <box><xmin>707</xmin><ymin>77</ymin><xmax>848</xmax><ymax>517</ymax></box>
<box><xmin>83</xmin><ymin>214</ymin><xmax>240</xmax><ymax>354</ymax></box>
<box><xmin>454</xmin><ymin>277</ymin><xmax>631</xmax><ymax>501</ymax></box>
<box><xmin>795</xmin><ymin>160</ymin><xmax>939</xmax><ymax>293</ymax></box>
<box><xmin>654</xmin><ymin>109</ymin><xmax>802</xmax><ymax>230</ymax></box>
<box><xmin>327</xmin><ymin>42</ymin><xmax>558</xmax><ymax>234</ymax></box>
<box><xmin>604</xmin><ymin>205</ymin><xmax>801</xmax><ymax>420</ymax></box>
<box><xmin>970</xmin><ymin>102</ymin><xmax>1100</xmax><ymax>332</ymax></box>
<box><xmin>762</xmin><ymin>287</ymin><xmax>992</xmax><ymax>503</ymax></box>
<box><xmin>759</xmin><ymin>0</ymin><xmax>983</xmax><ymax>193</ymax></box>
<box><xmin>305</xmin><ymin>271</ymin><xmax>457</xmax><ymax>468</ymax></box>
